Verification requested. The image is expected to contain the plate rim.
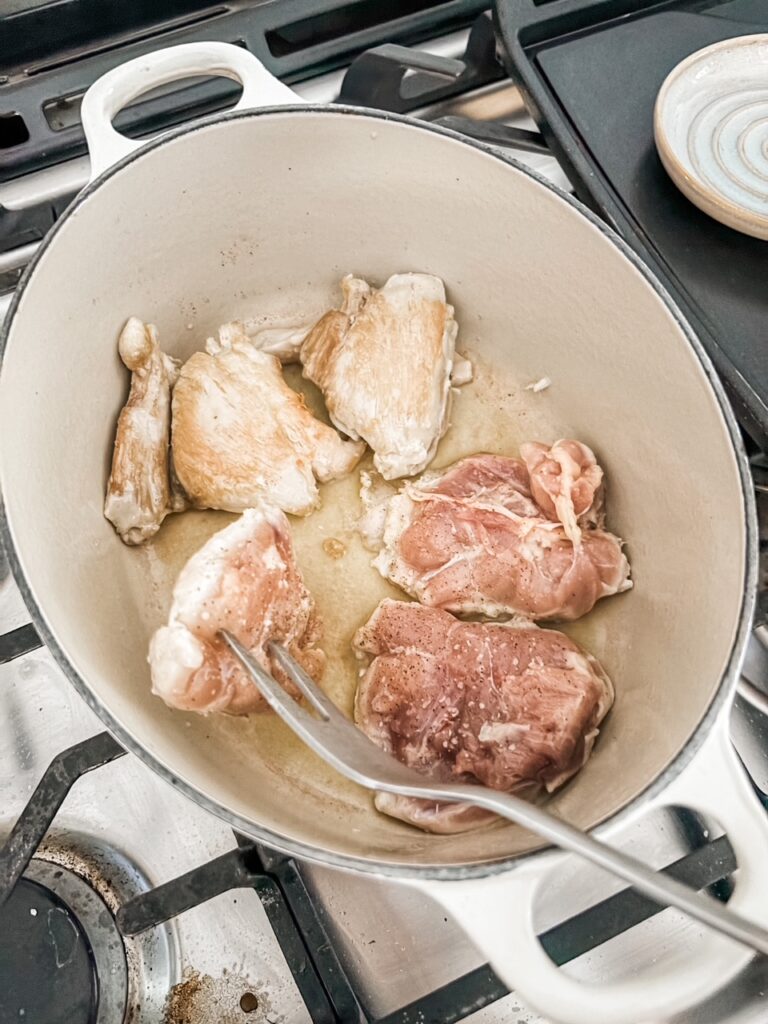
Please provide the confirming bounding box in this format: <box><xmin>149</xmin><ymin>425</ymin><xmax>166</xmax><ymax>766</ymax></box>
<box><xmin>654</xmin><ymin>33</ymin><xmax>768</xmax><ymax>240</ymax></box>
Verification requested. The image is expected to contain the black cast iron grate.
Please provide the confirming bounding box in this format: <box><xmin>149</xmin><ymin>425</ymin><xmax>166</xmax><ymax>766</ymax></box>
<box><xmin>0</xmin><ymin>4</ymin><xmax>503</xmax><ymax>256</ymax></box>
<box><xmin>0</xmin><ymin>712</ymin><xmax>742</xmax><ymax>1023</ymax></box>
<box><xmin>0</xmin><ymin>0</ymin><xmax>494</xmax><ymax>182</ymax></box>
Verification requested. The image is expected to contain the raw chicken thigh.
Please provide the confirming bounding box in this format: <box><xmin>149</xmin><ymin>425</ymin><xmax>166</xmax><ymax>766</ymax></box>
<box><xmin>149</xmin><ymin>504</ymin><xmax>324</xmax><ymax>715</ymax></box>
<box><xmin>369</xmin><ymin>443</ymin><xmax>630</xmax><ymax>621</ymax></box>
<box><xmin>171</xmin><ymin>326</ymin><xmax>363</xmax><ymax>516</ymax></box>
<box><xmin>520</xmin><ymin>439</ymin><xmax>604</xmax><ymax>544</ymax></box>
<box><xmin>105</xmin><ymin>317</ymin><xmax>185</xmax><ymax>544</ymax></box>
<box><xmin>300</xmin><ymin>273</ymin><xmax>461</xmax><ymax>479</ymax></box>
<box><xmin>354</xmin><ymin>600</ymin><xmax>614</xmax><ymax>833</ymax></box>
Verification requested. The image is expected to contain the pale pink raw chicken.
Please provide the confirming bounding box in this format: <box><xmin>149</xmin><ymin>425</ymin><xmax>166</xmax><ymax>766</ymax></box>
<box><xmin>520</xmin><ymin>438</ymin><xmax>604</xmax><ymax>544</ymax></box>
<box><xmin>354</xmin><ymin>600</ymin><xmax>614</xmax><ymax>833</ymax></box>
<box><xmin>149</xmin><ymin>504</ymin><xmax>324</xmax><ymax>715</ymax></box>
<box><xmin>370</xmin><ymin>441</ymin><xmax>630</xmax><ymax>622</ymax></box>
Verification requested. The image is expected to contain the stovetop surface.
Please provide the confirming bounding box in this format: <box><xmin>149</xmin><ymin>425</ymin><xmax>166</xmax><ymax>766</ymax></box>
<box><xmin>4</xmin><ymin>568</ymin><xmax>768</xmax><ymax>1023</ymax></box>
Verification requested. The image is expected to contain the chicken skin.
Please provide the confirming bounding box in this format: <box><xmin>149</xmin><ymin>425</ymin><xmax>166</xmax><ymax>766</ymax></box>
<box><xmin>149</xmin><ymin>504</ymin><xmax>324</xmax><ymax>715</ymax></box>
<box><xmin>520</xmin><ymin>439</ymin><xmax>604</xmax><ymax>544</ymax></box>
<box><xmin>354</xmin><ymin>600</ymin><xmax>613</xmax><ymax>833</ymax></box>
<box><xmin>369</xmin><ymin>443</ymin><xmax>630</xmax><ymax>621</ymax></box>
<box><xmin>105</xmin><ymin>317</ymin><xmax>184</xmax><ymax>544</ymax></box>
<box><xmin>299</xmin><ymin>273</ymin><xmax>461</xmax><ymax>479</ymax></box>
<box><xmin>171</xmin><ymin>326</ymin><xmax>363</xmax><ymax>516</ymax></box>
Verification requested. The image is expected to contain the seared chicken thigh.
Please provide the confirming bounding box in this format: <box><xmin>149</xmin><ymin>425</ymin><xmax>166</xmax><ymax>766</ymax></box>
<box><xmin>354</xmin><ymin>600</ymin><xmax>613</xmax><ymax>833</ymax></box>
<box><xmin>172</xmin><ymin>327</ymin><xmax>363</xmax><ymax>516</ymax></box>
<box><xmin>369</xmin><ymin>446</ymin><xmax>630</xmax><ymax>621</ymax></box>
<box><xmin>300</xmin><ymin>273</ymin><xmax>461</xmax><ymax>479</ymax></box>
<box><xmin>105</xmin><ymin>317</ymin><xmax>184</xmax><ymax>545</ymax></box>
<box><xmin>149</xmin><ymin>504</ymin><xmax>324</xmax><ymax>715</ymax></box>
<box><xmin>213</xmin><ymin>319</ymin><xmax>311</xmax><ymax>364</ymax></box>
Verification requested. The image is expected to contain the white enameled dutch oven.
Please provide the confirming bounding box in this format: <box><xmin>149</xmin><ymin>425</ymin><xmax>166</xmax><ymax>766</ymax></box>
<box><xmin>0</xmin><ymin>42</ymin><xmax>766</xmax><ymax>1024</ymax></box>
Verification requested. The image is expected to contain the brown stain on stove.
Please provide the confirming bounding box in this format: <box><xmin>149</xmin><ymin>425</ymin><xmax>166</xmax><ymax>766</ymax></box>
<box><xmin>164</xmin><ymin>967</ymin><xmax>280</xmax><ymax>1024</ymax></box>
<box><xmin>36</xmin><ymin>839</ymin><xmax>123</xmax><ymax>913</ymax></box>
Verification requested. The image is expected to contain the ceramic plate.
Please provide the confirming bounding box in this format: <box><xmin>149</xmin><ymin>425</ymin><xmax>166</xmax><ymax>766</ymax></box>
<box><xmin>654</xmin><ymin>35</ymin><xmax>768</xmax><ymax>240</ymax></box>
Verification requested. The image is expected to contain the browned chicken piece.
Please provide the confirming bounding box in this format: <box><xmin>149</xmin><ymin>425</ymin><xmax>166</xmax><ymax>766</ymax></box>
<box><xmin>354</xmin><ymin>600</ymin><xmax>613</xmax><ymax>833</ymax></box>
<box><xmin>520</xmin><ymin>439</ymin><xmax>604</xmax><ymax>544</ymax></box>
<box><xmin>104</xmin><ymin>317</ymin><xmax>184</xmax><ymax>545</ymax></box>
<box><xmin>149</xmin><ymin>504</ymin><xmax>325</xmax><ymax>715</ymax></box>
<box><xmin>369</xmin><ymin>446</ymin><xmax>630</xmax><ymax>622</ymax></box>
<box><xmin>300</xmin><ymin>273</ymin><xmax>462</xmax><ymax>479</ymax></box>
<box><xmin>172</xmin><ymin>327</ymin><xmax>364</xmax><ymax>517</ymax></box>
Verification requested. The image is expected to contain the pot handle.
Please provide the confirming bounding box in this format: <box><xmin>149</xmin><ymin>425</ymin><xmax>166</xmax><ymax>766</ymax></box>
<box><xmin>409</xmin><ymin>718</ymin><xmax>768</xmax><ymax>1024</ymax></box>
<box><xmin>80</xmin><ymin>42</ymin><xmax>301</xmax><ymax>181</ymax></box>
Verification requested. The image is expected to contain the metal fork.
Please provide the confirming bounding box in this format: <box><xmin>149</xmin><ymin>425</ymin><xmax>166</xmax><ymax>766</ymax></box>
<box><xmin>223</xmin><ymin>632</ymin><xmax>768</xmax><ymax>957</ymax></box>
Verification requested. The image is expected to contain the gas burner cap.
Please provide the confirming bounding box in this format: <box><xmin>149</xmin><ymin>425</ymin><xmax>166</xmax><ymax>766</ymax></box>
<box><xmin>1</xmin><ymin>861</ymin><xmax>128</xmax><ymax>1024</ymax></box>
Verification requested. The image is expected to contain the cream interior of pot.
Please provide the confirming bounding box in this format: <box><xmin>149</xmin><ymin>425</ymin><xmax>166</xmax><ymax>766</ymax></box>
<box><xmin>0</xmin><ymin>110</ymin><xmax>747</xmax><ymax>870</ymax></box>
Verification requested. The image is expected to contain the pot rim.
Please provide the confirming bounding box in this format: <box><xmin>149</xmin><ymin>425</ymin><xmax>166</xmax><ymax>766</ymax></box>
<box><xmin>0</xmin><ymin>103</ymin><xmax>758</xmax><ymax>881</ymax></box>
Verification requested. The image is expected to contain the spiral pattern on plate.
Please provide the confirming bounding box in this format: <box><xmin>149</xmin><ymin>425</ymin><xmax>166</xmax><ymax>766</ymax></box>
<box><xmin>687</xmin><ymin>90</ymin><xmax>768</xmax><ymax>216</ymax></box>
<box><xmin>655</xmin><ymin>37</ymin><xmax>768</xmax><ymax>236</ymax></box>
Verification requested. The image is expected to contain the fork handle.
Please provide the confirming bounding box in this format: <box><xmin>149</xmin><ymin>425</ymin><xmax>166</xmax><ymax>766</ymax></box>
<box><xmin>409</xmin><ymin>719</ymin><xmax>768</xmax><ymax>1024</ymax></box>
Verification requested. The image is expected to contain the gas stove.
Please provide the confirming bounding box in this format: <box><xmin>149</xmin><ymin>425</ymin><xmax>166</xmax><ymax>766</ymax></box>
<box><xmin>2</xmin><ymin>4</ymin><xmax>768</xmax><ymax>1023</ymax></box>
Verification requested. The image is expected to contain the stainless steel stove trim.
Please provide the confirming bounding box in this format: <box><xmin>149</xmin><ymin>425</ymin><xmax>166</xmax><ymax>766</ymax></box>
<box><xmin>0</xmin><ymin>104</ymin><xmax>758</xmax><ymax>882</ymax></box>
<box><xmin>737</xmin><ymin>677</ymin><xmax>768</xmax><ymax>719</ymax></box>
